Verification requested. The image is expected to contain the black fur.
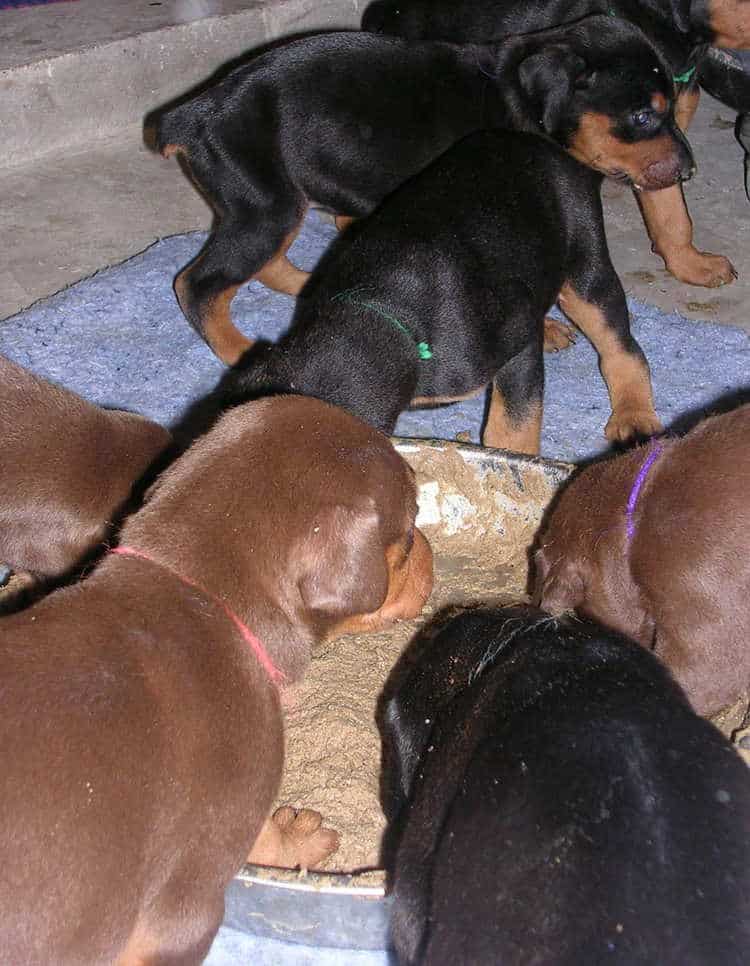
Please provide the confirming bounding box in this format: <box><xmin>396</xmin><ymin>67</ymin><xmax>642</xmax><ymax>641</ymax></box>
<box><xmin>362</xmin><ymin>0</ymin><xmax>717</xmax><ymax>89</ymax></box>
<box><xmin>381</xmin><ymin>605</ymin><xmax>750</xmax><ymax>965</ymax></box>
<box><xmin>153</xmin><ymin>16</ymin><xmax>692</xmax><ymax>356</ymax></box>
<box><xmin>219</xmin><ymin>131</ymin><xmax>653</xmax><ymax>449</ymax></box>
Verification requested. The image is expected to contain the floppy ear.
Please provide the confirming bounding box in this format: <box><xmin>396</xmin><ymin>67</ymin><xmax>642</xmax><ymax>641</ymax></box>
<box><xmin>533</xmin><ymin>545</ymin><xmax>585</xmax><ymax>615</ymax></box>
<box><xmin>296</xmin><ymin>502</ymin><xmax>390</xmax><ymax>623</ymax></box>
<box><xmin>518</xmin><ymin>45</ymin><xmax>588</xmax><ymax>135</ymax></box>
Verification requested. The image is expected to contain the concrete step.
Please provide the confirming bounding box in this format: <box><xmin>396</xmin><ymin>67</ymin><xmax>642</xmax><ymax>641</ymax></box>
<box><xmin>0</xmin><ymin>0</ymin><xmax>368</xmax><ymax>169</ymax></box>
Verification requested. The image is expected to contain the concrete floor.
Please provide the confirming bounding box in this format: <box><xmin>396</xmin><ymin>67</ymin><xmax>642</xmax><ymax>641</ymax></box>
<box><xmin>1</xmin><ymin>0</ymin><xmax>749</xmax><ymax>331</ymax></box>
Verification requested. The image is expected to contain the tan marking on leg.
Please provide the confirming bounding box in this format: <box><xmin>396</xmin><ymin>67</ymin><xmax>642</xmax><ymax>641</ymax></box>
<box><xmin>334</xmin><ymin>214</ymin><xmax>355</xmax><ymax>231</ymax></box>
<box><xmin>410</xmin><ymin>385</ymin><xmax>485</xmax><ymax>407</ymax></box>
<box><xmin>482</xmin><ymin>383</ymin><xmax>541</xmax><ymax>455</ymax></box>
<box><xmin>543</xmin><ymin>315</ymin><xmax>576</xmax><ymax>352</ymax></box>
<box><xmin>558</xmin><ymin>283</ymin><xmax>661</xmax><ymax>442</ymax></box>
<box><xmin>637</xmin><ymin>185</ymin><xmax>737</xmax><ymax>286</ymax></box>
<box><xmin>254</xmin><ymin>218</ymin><xmax>310</xmax><ymax>296</ymax></box>
<box><xmin>674</xmin><ymin>88</ymin><xmax>700</xmax><ymax>132</ymax></box>
<box><xmin>160</xmin><ymin>142</ymin><xmax>185</xmax><ymax>160</ymax></box>
<box><xmin>175</xmin><ymin>271</ymin><xmax>253</xmax><ymax>365</ymax></box>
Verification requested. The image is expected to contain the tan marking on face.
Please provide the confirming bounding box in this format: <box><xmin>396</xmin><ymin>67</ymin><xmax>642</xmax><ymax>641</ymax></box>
<box><xmin>567</xmin><ymin>111</ymin><xmax>684</xmax><ymax>188</ymax></box>
<box><xmin>482</xmin><ymin>383</ymin><xmax>542</xmax><ymax>455</ymax></box>
<box><xmin>650</xmin><ymin>92</ymin><xmax>667</xmax><ymax>114</ymax></box>
<box><xmin>558</xmin><ymin>283</ymin><xmax>660</xmax><ymax>442</ymax></box>
<box><xmin>334</xmin><ymin>214</ymin><xmax>356</xmax><ymax>232</ymax></box>
<box><xmin>708</xmin><ymin>0</ymin><xmax>750</xmax><ymax>48</ymax></box>
<box><xmin>330</xmin><ymin>527</ymin><xmax>434</xmax><ymax>635</ymax></box>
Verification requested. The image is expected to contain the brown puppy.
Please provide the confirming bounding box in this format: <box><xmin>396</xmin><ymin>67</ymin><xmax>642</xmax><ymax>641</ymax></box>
<box><xmin>0</xmin><ymin>355</ymin><xmax>170</xmax><ymax>602</ymax></box>
<box><xmin>534</xmin><ymin>403</ymin><xmax>750</xmax><ymax>716</ymax></box>
<box><xmin>0</xmin><ymin>395</ymin><xmax>433</xmax><ymax>964</ymax></box>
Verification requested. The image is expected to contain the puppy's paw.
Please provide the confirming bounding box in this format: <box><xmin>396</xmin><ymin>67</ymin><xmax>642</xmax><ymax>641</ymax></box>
<box><xmin>274</xmin><ymin>806</ymin><xmax>340</xmax><ymax>869</ymax></box>
<box><xmin>663</xmin><ymin>247</ymin><xmax>737</xmax><ymax>288</ymax></box>
<box><xmin>248</xmin><ymin>807</ymin><xmax>339</xmax><ymax>870</ymax></box>
<box><xmin>604</xmin><ymin>408</ymin><xmax>662</xmax><ymax>444</ymax></box>
<box><xmin>543</xmin><ymin>316</ymin><xmax>576</xmax><ymax>352</ymax></box>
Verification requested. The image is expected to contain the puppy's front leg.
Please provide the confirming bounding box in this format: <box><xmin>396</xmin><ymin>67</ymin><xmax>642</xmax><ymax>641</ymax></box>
<box><xmin>557</xmin><ymin>281</ymin><xmax>661</xmax><ymax>443</ymax></box>
<box><xmin>637</xmin><ymin>183</ymin><xmax>737</xmax><ymax>287</ymax></box>
<box><xmin>247</xmin><ymin>806</ymin><xmax>339</xmax><ymax>870</ymax></box>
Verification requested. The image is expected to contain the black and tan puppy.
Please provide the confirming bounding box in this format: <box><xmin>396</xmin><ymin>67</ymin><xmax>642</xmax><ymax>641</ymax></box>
<box><xmin>363</xmin><ymin>0</ymin><xmax>749</xmax><ymax>287</ymax></box>
<box><xmin>154</xmin><ymin>15</ymin><xmax>693</xmax><ymax>363</ymax></box>
<box><xmin>219</xmin><ymin>131</ymin><xmax>661</xmax><ymax>454</ymax></box>
<box><xmin>381</xmin><ymin>605</ymin><xmax>750</xmax><ymax>965</ymax></box>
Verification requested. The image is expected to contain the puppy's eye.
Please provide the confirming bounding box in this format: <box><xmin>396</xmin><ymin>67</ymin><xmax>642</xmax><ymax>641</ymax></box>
<box><xmin>632</xmin><ymin>109</ymin><xmax>651</xmax><ymax>127</ymax></box>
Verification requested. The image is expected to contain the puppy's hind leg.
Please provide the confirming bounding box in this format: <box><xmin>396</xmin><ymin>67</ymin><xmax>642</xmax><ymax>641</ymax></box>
<box><xmin>175</xmin><ymin>199</ymin><xmax>309</xmax><ymax>365</ymax></box>
<box><xmin>483</xmin><ymin>341</ymin><xmax>544</xmax><ymax>455</ymax></box>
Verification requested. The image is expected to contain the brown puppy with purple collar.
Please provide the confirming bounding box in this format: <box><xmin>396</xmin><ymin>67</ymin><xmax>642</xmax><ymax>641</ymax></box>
<box><xmin>534</xmin><ymin>403</ymin><xmax>750</xmax><ymax>716</ymax></box>
<box><xmin>0</xmin><ymin>395</ymin><xmax>433</xmax><ymax>964</ymax></box>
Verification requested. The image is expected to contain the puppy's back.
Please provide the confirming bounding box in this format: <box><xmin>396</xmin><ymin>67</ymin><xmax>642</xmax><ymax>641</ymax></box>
<box><xmin>388</xmin><ymin>609</ymin><xmax>750</xmax><ymax>965</ymax></box>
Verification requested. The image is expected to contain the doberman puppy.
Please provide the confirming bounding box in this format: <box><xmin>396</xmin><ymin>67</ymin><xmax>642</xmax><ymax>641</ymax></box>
<box><xmin>0</xmin><ymin>395</ymin><xmax>433</xmax><ymax>964</ymax></box>
<box><xmin>534</xmin><ymin>402</ymin><xmax>750</xmax><ymax>716</ymax></box>
<box><xmin>381</xmin><ymin>605</ymin><xmax>750</xmax><ymax>965</ymax></box>
<box><xmin>0</xmin><ymin>354</ymin><xmax>170</xmax><ymax>607</ymax></box>
<box><xmin>154</xmin><ymin>15</ymin><xmax>693</xmax><ymax>364</ymax></box>
<box><xmin>218</xmin><ymin>131</ymin><xmax>662</xmax><ymax>454</ymax></box>
<box><xmin>363</xmin><ymin>0</ymin><xmax>749</xmax><ymax>287</ymax></box>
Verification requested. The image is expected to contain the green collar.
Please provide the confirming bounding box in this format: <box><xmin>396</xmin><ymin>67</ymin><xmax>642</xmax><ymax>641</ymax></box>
<box><xmin>673</xmin><ymin>65</ymin><xmax>696</xmax><ymax>85</ymax></box>
<box><xmin>331</xmin><ymin>288</ymin><xmax>433</xmax><ymax>360</ymax></box>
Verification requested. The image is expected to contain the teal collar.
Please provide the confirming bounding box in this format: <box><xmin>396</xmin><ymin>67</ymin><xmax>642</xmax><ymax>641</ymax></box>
<box><xmin>331</xmin><ymin>288</ymin><xmax>433</xmax><ymax>360</ymax></box>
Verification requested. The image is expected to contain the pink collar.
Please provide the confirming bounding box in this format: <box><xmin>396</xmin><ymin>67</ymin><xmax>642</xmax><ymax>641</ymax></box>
<box><xmin>111</xmin><ymin>545</ymin><xmax>285</xmax><ymax>686</ymax></box>
<box><xmin>625</xmin><ymin>442</ymin><xmax>663</xmax><ymax>542</ymax></box>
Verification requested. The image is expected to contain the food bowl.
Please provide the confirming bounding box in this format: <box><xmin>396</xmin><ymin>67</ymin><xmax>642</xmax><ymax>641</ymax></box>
<box><xmin>225</xmin><ymin>438</ymin><xmax>573</xmax><ymax>950</ymax></box>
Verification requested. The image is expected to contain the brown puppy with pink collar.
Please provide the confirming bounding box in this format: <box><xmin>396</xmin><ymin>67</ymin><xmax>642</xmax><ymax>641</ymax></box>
<box><xmin>0</xmin><ymin>355</ymin><xmax>170</xmax><ymax>602</ymax></box>
<box><xmin>534</xmin><ymin>403</ymin><xmax>750</xmax><ymax>716</ymax></box>
<box><xmin>0</xmin><ymin>395</ymin><xmax>433</xmax><ymax>964</ymax></box>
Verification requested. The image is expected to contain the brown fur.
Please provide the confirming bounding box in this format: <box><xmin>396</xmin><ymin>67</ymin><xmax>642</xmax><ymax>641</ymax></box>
<box><xmin>0</xmin><ymin>395</ymin><xmax>433</xmax><ymax>964</ymax></box>
<box><xmin>534</xmin><ymin>403</ymin><xmax>750</xmax><ymax>716</ymax></box>
<box><xmin>0</xmin><ymin>355</ymin><xmax>170</xmax><ymax>592</ymax></box>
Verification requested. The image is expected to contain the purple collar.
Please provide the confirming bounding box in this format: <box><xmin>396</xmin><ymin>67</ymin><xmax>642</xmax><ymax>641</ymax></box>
<box><xmin>625</xmin><ymin>443</ymin><xmax>663</xmax><ymax>541</ymax></box>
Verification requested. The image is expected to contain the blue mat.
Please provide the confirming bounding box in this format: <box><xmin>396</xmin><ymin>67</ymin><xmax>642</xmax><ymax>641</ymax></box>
<box><xmin>1</xmin><ymin>213</ymin><xmax>748</xmax><ymax>463</ymax></box>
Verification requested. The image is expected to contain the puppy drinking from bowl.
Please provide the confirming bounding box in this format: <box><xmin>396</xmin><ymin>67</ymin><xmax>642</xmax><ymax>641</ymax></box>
<box><xmin>0</xmin><ymin>395</ymin><xmax>433</xmax><ymax>964</ymax></box>
<box><xmin>221</xmin><ymin>131</ymin><xmax>661</xmax><ymax>454</ymax></box>
<box><xmin>382</xmin><ymin>605</ymin><xmax>750</xmax><ymax>965</ymax></box>
<box><xmin>0</xmin><ymin>354</ymin><xmax>171</xmax><ymax>608</ymax></box>
<box><xmin>535</xmin><ymin>402</ymin><xmax>750</xmax><ymax>716</ymax></box>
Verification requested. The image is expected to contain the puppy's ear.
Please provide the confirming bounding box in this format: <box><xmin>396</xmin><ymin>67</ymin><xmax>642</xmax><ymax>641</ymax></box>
<box><xmin>296</xmin><ymin>502</ymin><xmax>390</xmax><ymax>624</ymax></box>
<box><xmin>518</xmin><ymin>45</ymin><xmax>587</xmax><ymax>135</ymax></box>
<box><xmin>533</xmin><ymin>545</ymin><xmax>584</xmax><ymax>615</ymax></box>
